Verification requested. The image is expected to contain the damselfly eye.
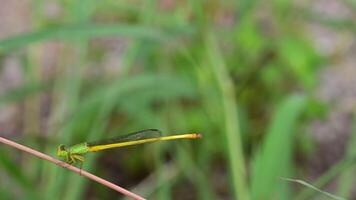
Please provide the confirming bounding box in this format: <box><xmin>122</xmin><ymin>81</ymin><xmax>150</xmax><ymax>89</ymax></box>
<box><xmin>59</xmin><ymin>144</ymin><xmax>66</xmax><ymax>151</ymax></box>
<box><xmin>57</xmin><ymin>144</ymin><xmax>66</xmax><ymax>156</ymax></box>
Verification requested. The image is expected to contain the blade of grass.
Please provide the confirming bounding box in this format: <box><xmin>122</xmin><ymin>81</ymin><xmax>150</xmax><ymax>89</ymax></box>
<box><xmin>251</xmin><ymin>95</ymin><xmax>306</xmax><ymax>199</ymax></box>
<box><xmin>167</xmin><ymin>102</ymin><xmax>216</xmax><ymax>200</ymax></box>
<box><xmin>298</xmin><ymin>8</ymin><xmax>356</xmax><ymax>33</ymax></box>
<box><xmin>0</xmin><ymin>148</ymin><xmax>38</xmax><ymax>200</ymax></box>
<box><xmin>177</xmin><ymin>146</ymin><xmax>216</xmax><ymax>200</ymax></box>
<box><xmin>295</xmin><ymin>154</ymin><xmax>356</xmax><ymax>200</ymax></box>
<box><xmin>123</xmin><ymin>162</ymin><xmax>179</xmax><ymax>200</ymax></box>
<box><xmin>281</xmin><ymin>177</ymin><xmax>347</xmax><ymax>200</ymax></box>
<box><xmin>0</xmin><ymin>185</ymin><xmax>13</xmax><ymax>200</ymax></box>
<box><xmin>0</xmin><ymin>80</ymin><xmax>51</xmax><ymax>107</ymax></box>
<box><xmin>0</xmin><ymin>149</ymin><xmax>31</xmax><ymax>187</ymax></box>
<box><xmin>337</xmin><ymin>114</ymin><xmax>356</xmax><ymax>198</ymax></box>
<box><xmin>138</xmin><ymin>2</ymin><xmax>173</xmax><ymax>198</ymax></box>
<box><xmin>0</xmin><ymin>24</ymin><xmax>171</xmax><ymax>53</ymax></box>
<box><xmin>205</xmin><ymin>32</ymin><xmax>250</xmax><ymax>200</ymax></box>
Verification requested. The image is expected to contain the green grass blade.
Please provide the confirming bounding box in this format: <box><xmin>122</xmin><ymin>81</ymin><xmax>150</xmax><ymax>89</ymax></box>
<box><xmin>337</xmin><ymin>114</ymin><xmax>356</xmax><ymax>198</ymax></box>
<box><xmin>0</xmin><ymin>148</ymin><xmax>38</xmax><ymax>200</ymax></box>
<box><xmin>0</xmin><ymin>185</ymin><xmax>12</xmax><ymax>200</ymax></box>
<box><xmin>0</xmin><ymin>24</ymin><xmax>170</xmax><ymax>53</ymax></box>
<box><xmin>281</xmin><ymin>177</ymin><xmax>347</xmax><ymax>200</ymax></box>
<box><xmin>205</xmin><ymin>32</ymin><xmax>250</xmax><ymax>200</ymax></box>
<box><xmin>0</xmin><ymin>81</ymin><xmax>50</xmax><ymax>107</ymax></box>
<box><xmin>251</xmin><ymin>95</ymin><xmax>306</xmax><ymax>199</ymax></box>
<box><xmin>295</xmin><ymin>158</ymin><xmax>355</xmax><ymax>200</ymax></box>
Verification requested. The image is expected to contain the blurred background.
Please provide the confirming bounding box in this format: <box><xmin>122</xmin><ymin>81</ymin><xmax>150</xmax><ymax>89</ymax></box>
<box><xmin>0</xmin><ymin>0</ymin><xmax>355</xmax><ymax>199</ymax></box>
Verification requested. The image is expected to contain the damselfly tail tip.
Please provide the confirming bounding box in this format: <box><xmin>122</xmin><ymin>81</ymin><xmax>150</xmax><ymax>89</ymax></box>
<box><xmin>192</xmin><ymin>133</ymin><xmax>202</xmax><ymax>139</ymax></box>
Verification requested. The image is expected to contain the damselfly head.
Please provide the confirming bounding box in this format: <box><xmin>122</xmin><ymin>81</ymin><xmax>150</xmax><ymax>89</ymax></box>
<box><xmin>56</xmin><ymin>144</ymin><xmax>68</xmax><ymax>157</ymax></box>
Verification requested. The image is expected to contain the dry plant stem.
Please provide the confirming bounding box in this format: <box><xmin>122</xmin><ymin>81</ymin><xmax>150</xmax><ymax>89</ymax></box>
<box><xmin>0</xmin><ymin>136</ymin><xmax>146</xmax><ymax>200</ymax></box>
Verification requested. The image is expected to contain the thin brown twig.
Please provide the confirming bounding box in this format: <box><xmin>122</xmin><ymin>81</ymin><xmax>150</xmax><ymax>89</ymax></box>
<box><xmin>0</xmin><ymin>136</ymin><xmax>146</xmax><ymax>200</ymax></box>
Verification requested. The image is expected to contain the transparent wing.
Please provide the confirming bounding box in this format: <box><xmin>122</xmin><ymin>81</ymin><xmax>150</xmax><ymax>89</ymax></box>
<box><xmin>87</xmin><ymin>129</ymin><xmax>162</xmax><ymax>147</ymax></box>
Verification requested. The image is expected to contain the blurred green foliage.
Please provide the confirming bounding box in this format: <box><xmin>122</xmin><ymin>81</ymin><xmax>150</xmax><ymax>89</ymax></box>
<box><xmin>0</xmin><ymin>0</ymin><xmax>353</xmax><ymax>200</ymax></box>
